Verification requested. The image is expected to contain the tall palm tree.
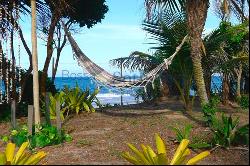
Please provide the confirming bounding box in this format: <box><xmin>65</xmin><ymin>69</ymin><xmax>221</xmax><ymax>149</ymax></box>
<box><xmin>31</xmin><ymin>0</ymin><xmax>40</xmax><ymax>124</ymax></box>
<box><xmin>145</xmin><ymin>0</ymin><xmax>209</xmax><ymax>104</ymax></box>
<box><xmin>144</xmin><ymin>0</ymin><xmax>248</xmax><ymax>105</ymax></box>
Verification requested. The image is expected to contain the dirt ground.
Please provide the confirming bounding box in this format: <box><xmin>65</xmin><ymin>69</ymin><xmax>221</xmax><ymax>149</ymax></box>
<box><xmin>0</xmin><ymin>98</ymin><xmax>249</xmax><ymax>165</ymax></box>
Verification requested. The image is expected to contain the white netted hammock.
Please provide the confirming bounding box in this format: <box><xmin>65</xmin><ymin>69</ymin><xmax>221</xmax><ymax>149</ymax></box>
<box><xmin>62</xmin><ymin>23</ymin><xmax>188</xmax><ymax>89</ymax></box>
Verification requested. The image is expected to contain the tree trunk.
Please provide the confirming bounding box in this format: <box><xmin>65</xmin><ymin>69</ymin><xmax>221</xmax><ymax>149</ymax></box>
<box><xmin>10</xmin><ymin>30</ymin><xmax>17</xmax><ymax>101</ymax></box>
<box><xmin>236</xmin><ymin>64</ymin><xmax>243</xmax><ymax>98</ymax></box>
<box><xmin>19</xmin><ymin>27</ymin><xmax>33</xmax><ymax>97</ymax></box>
<box><xmin>205</xmin><ymin>73</ymin><xmax>212</xmax><ymax>99</ymax></box>
<box><xmin>31</xmin><ymin>0</ymin><xmax>40</xmax><ymax>125</ymax></box>
<box><xmin>52</xmin><ymin>33</ymin><xmax>67</xmax><ymax>83</ymax></box>
<box><xmin>41</xmin><ymin>13</ymin><xmax>59</xmax><ymax>96</ymax></box>
<box><xmin>222</xmin><ymin>73</ymin><xmax>230</xmax><ymax>105</ymax></box>
<box><xmin>186</xmin><ymin>0</ymin><xmax>209</xmax><ymax>105</ymax></box>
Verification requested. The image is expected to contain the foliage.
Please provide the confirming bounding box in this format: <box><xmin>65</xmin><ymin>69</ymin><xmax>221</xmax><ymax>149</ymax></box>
<box><xmin>41</xmin><ymin>91</ymin><xmax>66</xmax><ymax>121</ymax></box>
<box><xmin>237</xmin><ymin>94</ymin><xmax>249</xmax><ymax>110</ymax></box>
<box><xmin>30</xmin><ymin>125</ymin><xmax>72</xmax><ymax>148</ymax></box>
<box><xmin>121</xmin><ymin>134</ymin><xmax>210</xmax><ymax>165</ymax></box>
<box><xmin>43</xmin><ymin>0</ymin><xmax>109</xmax><ymax>28</ymax></box>
<box><xmin>0</xmin><ymin>104</ymin><xmax>11</xmax><ymax>122</ymax></box>
<box><xmin>41</xmin><ymin>85</ymin><xmax>101</xmax><ymax>121</ymax></box>
<box><xmin>62</xmin><ymin>85</ymin><xmax>101</xmax><ymax>115</ymax></box>
<box><xmin>0</xmin><ymin>142</ymin><xmax>46</xmax><ymax>165</ymax></box>
<box><xmin>170</xmin><ymin>124</ymin><xmax>211</xmax><ymax>149</ymax></box>
<box><xmin>233</xmin><ymin>124</ymin><xmax>249</xmax><ymax>145</ymax></box>
<box><xmin>2</xmin><ymin>124</ymin><xmax>72</xmax><ymax>149</ymax></box>
<box><xmin>211</xmin><ymin>114</ymin><xmax>240</xmax><ymax>147</ymax></box>
<box><xmin>21</xmin><ymin>71</ymin><xmax>58</xmax><ymax>105</ymax></box>
<box><xmin>170</xmin><ymin>124</ymin><xmax>192</xmax><ymax>142</ymax></box>
<box><xmin>202</xmin><ymin>96</ymin><xmax>220</xmax><ymax>126</ymax></box>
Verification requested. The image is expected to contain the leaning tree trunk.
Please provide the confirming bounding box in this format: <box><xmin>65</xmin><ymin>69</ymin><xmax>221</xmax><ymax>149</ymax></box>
<box><xmin>41</xmin><ymin>13</ymin><xmax>59</xmax><ymax>96</ymax></box>
<box><xmin>19</xmin><ymin>27</ymin><xmax>33</xmax><ymax>98</ymax></box>
<box><xmin>186</xmin><ymin>0</ymin><xmax>209</xmax><ymax>105</ymax></box>
<box><xmin>31</xmin><ymin>0</ymin><xmax>41</xmax><ymax>125</ymax></box>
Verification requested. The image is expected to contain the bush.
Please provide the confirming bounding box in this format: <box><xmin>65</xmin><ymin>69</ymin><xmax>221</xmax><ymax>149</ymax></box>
<box><xmin>170</xmin><ymin>124</ymin><xmax>211</xmax><ymax>150</ymax></box>
<box><xmin>233</xmin><ymin>124</ymin><xmax>249</xmax><ymax>146</ymax></box>
<box><xmin>41</xmin><ymin>85</ymin><xmax>101</xmax><ymax>122</ymax></box>
<box><xmin>211</xmin><ymin>114</ymin><xmax>240</xmax><ymax>147</ymax></box>
<box><xmin>237</xmin><ymin>95</ymin><xmax>249</xmax><ymax>110</ymax></box>
<box><xmin>202</xmin><ymin>96</ymin><xmax>220</xmax><ymax>126</ymax></box>
<box><xmin>2</xmin><ymin>124</ymin><xmax>72</xmax><ymax>149</ymax></box>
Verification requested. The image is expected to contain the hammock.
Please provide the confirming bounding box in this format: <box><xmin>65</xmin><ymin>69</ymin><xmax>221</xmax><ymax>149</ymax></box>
<box><xmin>62</xmin><ymin>23</ymin><xmax>188</xmax><ymax>88</ymax></box>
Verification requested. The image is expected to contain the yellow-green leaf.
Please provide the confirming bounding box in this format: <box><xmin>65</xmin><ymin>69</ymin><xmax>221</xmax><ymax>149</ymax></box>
<box><xmin>186</xmin><ymin>151</ymin><xmax>210</xmax><ymax>165</ymax></box>
<box><xmin>12</xmin><ymin>142</ymin><xmax>29</xmax><ymax>164</ymax></box>
<box><xmin>0</xmin><ymin>152</ymin><xmax>7</xmax><ymax>165</ymax></box>
<box><xmin>146</xmin><ymin>146</ymin><xmax>157</xmax><ymax>165</ymax></box>
<box><xmin>5</xmin><ymin>143</ymin><xmax>16</xmax><ymax>162</ymax></box>
<box><xmin>170</xmin><ymin>139</ymin><xmax>189</xmax><ymax>165</ymax></box>
<box><xmin>157</xmin><ymin>153</ymin><xmax>168</xmax><ymax>165</ymax></box>
<box><xmin>175</xmin><ymin>148</ymin><xmax>191</xmax><ymax>165</ymax></box>
<box><xmin>127</xmin><ymin>143</ymin><xmax>150</xmax><ymax>165</ymax></box>
<box><xmin>24</xmin><ymin>152</ymin><xmax>47</xmax><ymax>165</ymax></box>
<box><xmin>121</xmin><ymin>152</ymin><xmax>141</xmax><ymax>165</ymax></box>
<box><xmin>155</xmin><ymin>133</ymin><xmax>166</xmax><ymax>154</ymax></box>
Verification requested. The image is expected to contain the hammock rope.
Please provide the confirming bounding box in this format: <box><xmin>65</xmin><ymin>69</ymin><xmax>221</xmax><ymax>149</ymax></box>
<box><xmin>62</xmin><ymin>22</ymin><xmax>188</xmax><ymax>89</ymax></box>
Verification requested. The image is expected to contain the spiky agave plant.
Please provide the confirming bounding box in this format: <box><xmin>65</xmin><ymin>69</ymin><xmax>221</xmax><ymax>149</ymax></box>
<box><xmin>0</xmin><ymin>142</ymin><xmax>46</xmax><ymax>165</ymax></box>
<box><xmin>122</xmin><ymin>134</ymin><xmax>210</xmax><ymax>165</ymax></box>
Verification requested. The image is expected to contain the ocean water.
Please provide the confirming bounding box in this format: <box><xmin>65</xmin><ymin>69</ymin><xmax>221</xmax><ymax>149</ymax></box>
<box><xmin>53</xmin><ymin>76</ymin><xmax>223</xmax><ymax>106</ymax></box>
<box><xmin>53</xmin><ymin>77</ymin><xmax>142</xmax><ymax>106</ymax></box>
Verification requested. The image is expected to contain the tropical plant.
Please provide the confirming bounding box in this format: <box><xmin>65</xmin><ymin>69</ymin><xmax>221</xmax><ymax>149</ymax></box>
<box><xmin>2</xmin><ymin>124</ymin><xmax>72</xmax><ymax>149</ymax></box>
<box><xmin>170</xmin><ymin>124</ymin><xmax>192</xmax><ymax>142</ymax></box>
<box><xmin>237</xmin><ymin>94</ymin><xmax>249</xmax><ymax>109</ymax></box>
<box><xmin>202</xmin><ymin>96</ymin><xmax>221</xmax><ymax>126</ymax></box>
<box><xmin>0</xmin><ymin>142</ymin><xmax>46</xmax><ymax>165</ymax></box>
<box><xmin>204</xmin><ymin>21</ymin><xmax>249</xmax><ymax>104</ymax></box>
<box><xmin>30</xmin><ymin>124</ymin><xmax>72</xmax><ymax>148</ymax></box>
<box><xmin>170</xmin><ymin>124</ymin><xmax>211</xmax><ymax>149</ymax></box>
<box><xmin>63</xmin><ymin>85</ymin><xmax>101</xmax><ymax>115</ymax></box>
<box><xmin>45</xmin><ymin>91</ymin><xmax>66</xmax><ymax>121</ymax></box>
<box><xmin>211</xmin><ymin>114</ymin><xmax>240</xmax><ymax>147</ymax></box>
<box><xmin>121</xmin><ymin>134</ymin><xmax>210</xmax><ymax>165</ymax></box>
<box><xmin>234</xmin><ymin>124</ymin><xmax>249</xmax><ymax>145</ymax></box>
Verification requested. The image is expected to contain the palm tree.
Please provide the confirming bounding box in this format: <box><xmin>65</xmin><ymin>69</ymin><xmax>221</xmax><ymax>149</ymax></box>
<box><xmin>144</xmin><ymin>0</ymin><xmax>248</xmax><ymax>105</ymax></box>
<box><xmin>31</xmin><ymin>0</ymin><xmax>40</xmax><ymax>124</ymax></box>
<box><xmin>145</xmin><ymin>0</ymin><xmax>209</xmax><ymax>104</ymax></box>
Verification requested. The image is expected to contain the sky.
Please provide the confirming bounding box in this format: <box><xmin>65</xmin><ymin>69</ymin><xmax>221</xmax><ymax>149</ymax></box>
<box><xmin>7</xmin><ymin>0</ymin><xmax>228</xmax><ymax>77</ymax></box>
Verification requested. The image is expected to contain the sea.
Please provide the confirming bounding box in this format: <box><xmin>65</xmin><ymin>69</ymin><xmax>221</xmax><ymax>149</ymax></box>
<box><xmin>53</xmin><ymin>75</ymin><xmax>222</xmax><ymax>106</ymax></box>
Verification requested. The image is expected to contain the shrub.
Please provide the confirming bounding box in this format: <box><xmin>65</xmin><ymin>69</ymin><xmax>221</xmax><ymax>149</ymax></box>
<box><xmin>121</xmin><ymin>134</ymin><xmax>210</xmax><ymax>165</ymax></box>
<box><xmin>211</xmin><ymin>114</ymin><xmax>240</xmax><ymax>147</ymax></box>
<box><xmin>2</xmin><ymin>124</ymin><xmax>72</xmax><ymax>149</ymax></box>
<box><xmin>237</xmin><ymin>95</ymin><xmax>249</xmax><ymax>110</ymax></box>
<box><xmin>170</xmin><ymin>124</ymin><xmax>211</xmax><ymax>150</ymax></box>
<box><xmin>233</xmin><ymin>124</ymin><xmax>249</xmax><ymax>146</ymax></box>
<box><xmin>41</xmin><ymin>85</ymin><xmax>101</xmax><ymax>121</ymax></box>
<box><xmin>202</xmin><ymin>104</ymin><xmax>217</xmax><ymax>126</ymax></box>
<box><xmin>0</xmin><ymin>142</ymin><xmax>46</xmax><ymax>165</ymax></box>
<box><xmin>62</xmin><ymin>85</ymin><xmax>101</xmax><ymax>115</ymax></box>
<box><xmin>202</xmin><ymin>96</ymin><xmax>220</xmax><ymax>126</ymax></box>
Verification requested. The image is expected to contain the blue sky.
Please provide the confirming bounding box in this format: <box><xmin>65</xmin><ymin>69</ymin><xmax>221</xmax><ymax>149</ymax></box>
<box><xmin>12</xmin><ymin>0</ymin><xmax>226</xmax><ymax>77</ymax></box>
